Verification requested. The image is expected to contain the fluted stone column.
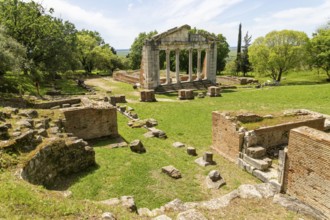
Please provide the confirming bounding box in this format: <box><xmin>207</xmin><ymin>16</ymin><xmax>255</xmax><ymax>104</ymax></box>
<box><xmin>176</xmin><ymin>49</ymin><xmax>180</xmax><ymax>84</ymax></box>
<box><xmin>166</xmin><ymin>49</ymin><xmax>171</xmax><ymax>85</ymax></box>
<box><xmin>188</xmin><ymin>49</ymin><xmax>193</xmax><ymax>82</ymax></box>
<box><xmin>197</xmin><ymin>49</ymin><xmax>201</xmax><ymax>80</ymax></box>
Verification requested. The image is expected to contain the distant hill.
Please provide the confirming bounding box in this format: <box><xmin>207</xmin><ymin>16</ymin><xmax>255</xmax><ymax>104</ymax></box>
<box><xmin>116</xmin><ymin>49</ymin><xmax>130</xmax><ymax>57</ymax></box>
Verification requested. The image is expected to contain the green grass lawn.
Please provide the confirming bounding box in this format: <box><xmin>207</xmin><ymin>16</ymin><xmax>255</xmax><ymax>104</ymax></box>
<box><xmin>0</xmin><ymin>70</ymin><xmax>329</xmax><ymax>218</ymax></box>
<box><xmin>67</xmin><ymin>76</ymin><xmax>329</xmax><ymax>209</ymax></box>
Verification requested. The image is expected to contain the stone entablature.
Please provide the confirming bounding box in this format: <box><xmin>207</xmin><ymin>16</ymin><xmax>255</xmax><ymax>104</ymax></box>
<box><xmin>141</xmin><ymin>25</ymin><xmax>217</xmax><ymax>90</ymax></box>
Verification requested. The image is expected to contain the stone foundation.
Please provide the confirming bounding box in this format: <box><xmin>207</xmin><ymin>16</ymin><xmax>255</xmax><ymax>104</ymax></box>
<box><xmin>21</xmin><ymin>137</ymin><xmax>96</xmax><ymax>187</ymax></box>
<box><xmin>140</xmin><ymin>90</ymin><xmax>156</xmax><ymax>102</ymax></box>
<box><xmin>110</xmin><ymin>95</ymin><xmax>126</xmax><ymax>106</ymax></box>
<box><xmin>212</xmin><ymin>111</ymin><xmax>325</xmax><ymax>162</ymax></box>
<box><xmin>62</xmin><ymin>105</ymin><xmax>118</xmax><ymax>140</ymax></box>
<box><xmin>207</xmin><ymin>86</ymin><xmax>221</xmax><ymax>97</ymax></box>
<box><xmin>178</xmin><ymin>89</ymin><xmax>194</xmax><ymax>100</ymax></box>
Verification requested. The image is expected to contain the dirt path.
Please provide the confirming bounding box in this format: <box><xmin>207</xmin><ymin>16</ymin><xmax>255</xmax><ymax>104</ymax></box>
<box><xmin>84</xmin><ymin>77</ymin><xmax>115</xmax><ymax>92</ymax></box>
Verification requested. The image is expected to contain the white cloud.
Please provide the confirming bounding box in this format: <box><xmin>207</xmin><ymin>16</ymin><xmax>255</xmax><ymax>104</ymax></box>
<box><xmin>128</xmin><ymin>3</ymin><xmax>134</xmax><ymax>11</ymax></box>
<box><xmin>249</xmin><ymin>0</ymin><xmax>330</xmax><ymax>42</ymax></box>
<box><xmin>33</xmin><ymin>0</ymin><xmax>138</xmax><ymax>48</ymax></box>
<box><xmin>26</xmin><ymin>0</ymin><xmax>330</xmax><ymax>48</ymax></box>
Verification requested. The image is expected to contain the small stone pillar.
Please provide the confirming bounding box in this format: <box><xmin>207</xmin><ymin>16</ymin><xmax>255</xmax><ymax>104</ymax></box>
<box><xmin>187</xmin><ymin>147</ymin><xmax>197</xmax><ymax>156</ymax></box>
<box><xmin>203</xmin><ymin>152</ymin><xmax>214</xmax><ymax>163</ymax></box>
<box><xmin>140</xmin><ymin>90</ymin><xmax>156</xmax><ymax>102</ymax></box>
<box><xmin>178</xmin><ymin>89</ymin><xmax>194</xmax><ymax>100</ymax></box>
<box><xmin>207</xmin><ymin>86</ymin><xmax>221</xmax><ymax>97</ymax></box>
<box><xmin>110</xmin><ymin>95</ymin><xmax>126</xmax><ymax>105</ymax></box>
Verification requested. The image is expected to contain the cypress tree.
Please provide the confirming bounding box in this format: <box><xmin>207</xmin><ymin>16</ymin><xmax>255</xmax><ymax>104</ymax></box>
<box><xmin>236</xmin><ymin>23</ymin><xmax>242</xmax><ymax>73</ymax></box>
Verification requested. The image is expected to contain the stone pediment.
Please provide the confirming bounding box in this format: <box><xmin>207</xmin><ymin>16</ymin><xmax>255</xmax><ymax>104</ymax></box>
<box><xmin>151</xmin><ymin>24</ymin><xmax>212</xmax><ymax>44</ymax></box>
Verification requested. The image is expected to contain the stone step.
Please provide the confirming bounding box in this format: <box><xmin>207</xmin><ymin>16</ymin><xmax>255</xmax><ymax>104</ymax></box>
<box><xmin>155</xmin><ymin>80</ymin><xmax>215</xmax><ymax>93</ymax></box>
<box><xmin>246</xmin><ymin>146</ymin><xmax>266</xmax><ymax>159</ymax></box>
<box><xmin>243</xmin><ymin>154</ymin><xmax>272</xmax><ymax>171</ymax></box>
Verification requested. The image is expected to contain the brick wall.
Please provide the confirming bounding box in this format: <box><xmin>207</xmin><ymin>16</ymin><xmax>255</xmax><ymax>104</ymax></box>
<box><xmin>254</xmin><ymin>118</ymin><xmax>325</xmax><ymax>150</ymax></box>
<box><xmin>284</xmin><ymin>126</ymin><xmax>330</xmax><ymax>218</ymax></box>
<box><xmin>212</xmin><ymin>111</ymin><xmax>244</xmax><ymax>162</ymax></box>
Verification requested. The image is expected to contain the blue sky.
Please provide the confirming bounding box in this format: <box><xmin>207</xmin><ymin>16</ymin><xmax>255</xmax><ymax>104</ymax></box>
<box><xmin>36</xmin><ymin>0</ymin><xmax>330</xmax><ymax>49</ymax></box>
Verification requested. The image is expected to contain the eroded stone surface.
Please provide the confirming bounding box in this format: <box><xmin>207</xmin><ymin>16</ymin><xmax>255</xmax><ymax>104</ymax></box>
<box><xmin>129</xmin><ymin>139</ymin><xmax>146</xmax><ymax>153</ymax></box>
<box><xmin>162</xmin><ymin>165</ymin><xmax>182</xmax><ymax>179</ymax></box>
<box><xmin>173</xmin><ymin>142</ymin><xmax>185</xmax><ymax>148</ymax></box>
<box><xmin>177</xmin><ymin>209</ymin><xmax>207</xmax><ymax>220</ymax></box>
<box><xmin>21</xmin><ymin>137</ymin><xmax>95</xmax><ymax>187</ymax></box>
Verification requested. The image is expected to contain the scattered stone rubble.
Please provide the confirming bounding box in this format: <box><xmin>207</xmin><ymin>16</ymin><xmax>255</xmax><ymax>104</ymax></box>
<box><xmin>161</xmin><ymin>165</ymin><xmax>182</xmax><ymax>179</ymax></box>
<box><xmin>195</xmin><ymin>152</ymin><xmax>216</xmax><ymax>167</ymax></box>
<box><xmin>136</xmin><ymin>183</ymin><xmax>322</xmax><ymax>219</ymax></box>
<box><xmin>205</xmin><ymin>170</ymin><xmax>226</xmax><ymax>189</ymax></box>
<box><xmin>100</xmin><ymin>196</ymin><xmax>137</xmax><ymax>213</ymax></box>
<box><xmin>0</xmin><ymin>104</ymin><xmax>113</xmax><ymax>187</ymax></box>
<box><xmin>129</xmin><ymin>139</ymin><xmax>146</xmax><ymax>153</ymax></box>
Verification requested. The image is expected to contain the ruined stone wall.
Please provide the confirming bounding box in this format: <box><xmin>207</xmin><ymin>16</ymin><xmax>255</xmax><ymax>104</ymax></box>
<box><xmin>33</xmin><ymin>98</ymin><xmax>81</xmax><ymax>109</ymax></box>
<box><xmin>284</xmin><ymin>126</ymin><xmax>330</xmax><ymax>218</ymax></box>
<box><xmin>21</xmin><ymin>137</ymin><xmax>95</xmax><ymax>187</ymax></box>
<box><xmin>113</xmin><ymin>71</ymin><xmax>140</xmax><ymax>85</ymax></box>
<box><xmin>254</xmin><ymin>118</ymin><xmax>325</xmax><ymax>149</ymax></box>
<box><xmin>212</xmin><ymin>111</ymin><xmax>244</xmax><ymax>162</ymax></box>
<box><xmin>62</xmin><ymin>105</ymin><xmax>118</xmax><ymax>140</ymax></box>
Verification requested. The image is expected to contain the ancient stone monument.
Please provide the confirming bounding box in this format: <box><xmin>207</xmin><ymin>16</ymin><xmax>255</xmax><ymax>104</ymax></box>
<box><xmin>178</xmin><ymin>89</ymin><xmax>194</xmax><ymax>100</ymax></box>
<box><xmin>62</xmin><ymin>104</ymin><xmax>118</xmax><ymax>140</ymax></box>
<box><xmin>141</xmin><ymin>25</ymin><xmax>217</xmax><ymax>90</ymax></box>
<box><xmin>21</xmin><ymin>137</ymin><xmax>95</xmax><ymax>187</ymax></box>
<box><xmin>140</xmin><ymin>90</ymin><xmax>156</xmax><ymax>102</ymax></box>
<box><xmin>207</xmin><ymin>86</ymin><xmax>221</xmax><ymax>97</ymax></box>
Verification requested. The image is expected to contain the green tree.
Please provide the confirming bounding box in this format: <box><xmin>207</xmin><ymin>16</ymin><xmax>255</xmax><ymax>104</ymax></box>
<box><xmin>76</xmin><ymin>30</ymin><xmax>116</xmax><ymax>74</ymax></box>
<box><xmin>128</xmin><ymin>30</ymin><xmax>158</xmax><ymax>70</ymax></box>
<box><xmin>310</xmin><ymin>21</ymin><xmax>330</xmax><ymax>80</ymax></box>
<box><xmin>0</xmin><ymin>0</ymin><xmax>79</xmax><ymax>79</ymax></box>
<box><xmin>0</xmin><ymin>26</ymin><xmax>26</xmax><ymax>75</ymax></box>
<box><xmin>241</xmin><ymin>32</ymin><xmax>252</xmax><ymax>76</ymax></box>
<box><xmin>249</xmin><ymin>30</ymin><xmax>309</xmax><ymax>82</ymax></box>
<box><xmin>236</xmin><ymin>23</ymin><xmax>242</xmax><ymax>73</ymax></box>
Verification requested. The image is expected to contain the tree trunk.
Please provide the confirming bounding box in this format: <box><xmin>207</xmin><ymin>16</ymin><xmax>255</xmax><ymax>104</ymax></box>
<box><xmin>277</xmin><ymin>69</ymin><xmax>283</xmax><ymax>82</ymax></box>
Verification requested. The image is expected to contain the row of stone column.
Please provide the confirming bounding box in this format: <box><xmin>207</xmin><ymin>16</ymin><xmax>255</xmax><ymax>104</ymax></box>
<box><xmin>165</xmin><ymin>49</ymin><xmax>209</xmax><ymax>85</ymax></box>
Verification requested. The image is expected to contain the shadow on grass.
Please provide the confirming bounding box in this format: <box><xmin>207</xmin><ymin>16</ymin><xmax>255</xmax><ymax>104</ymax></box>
<box><xmin>281</xmin><ymin>80</ymin><xmax>329</xmax><ymax>86</ymax></box>
<box><xmin>157</xmin><ymin>92</ymin><xmax>178</xmax><ymax>98</ymax></box>
<box><xmin>47</xmin><ymin>164</ymin><xmax>100</xmax><ymax>191</ymax></box>
<box><xmin>221</xmin><ymin>89</ymin><xmax>238</xmax><ymax>93</ymax></box>
<box><xmin>88</xmin><ymin>135</ymin><xmax>128</xmax><ymax>148</ymax></box>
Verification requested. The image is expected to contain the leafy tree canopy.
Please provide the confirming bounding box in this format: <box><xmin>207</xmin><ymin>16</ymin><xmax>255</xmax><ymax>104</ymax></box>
<box><xmin>0</xmin><ymin>26</ymin><xmax>26</xmax><ymax>75</ymax></box>
<box><xmin>129</xmin><ymin>31</ymin><xmax>158</xmax><ymax>70</ymax></box>
<box><xmin>249</xmin><ymin>30</ymin><xmax>309</xmax><ymax>81</ymax></box>
<box><xmin>310</xmin><ymin>21</ymin><xmax>330</xmax><ymax>79</ymax></box>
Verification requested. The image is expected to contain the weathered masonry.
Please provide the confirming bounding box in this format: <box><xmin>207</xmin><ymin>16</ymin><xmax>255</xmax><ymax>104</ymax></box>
<box><xmin>284</xmin><ymin>127</ymin><xmax>330</xmax><ymax>219</ymax></box>
<box><xmin>141</xmin><ymin>24</ymin><xmax>217</xmax><ymax>90</ymax></box>
<box><xmin>62</xmin><ymin>104</ymin><xmax>118</xmax><ymax>140</ymax></box>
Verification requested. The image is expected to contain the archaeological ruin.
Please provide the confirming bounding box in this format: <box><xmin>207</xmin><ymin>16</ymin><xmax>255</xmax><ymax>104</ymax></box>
<box><xmin>212</xmin><ymin>109</ymin><xmax>330</xmax><ymax>219</ymax></box>
<box><xmin>140</xmin><ymin>25</ymin><xmax>218</xmax><ymax>91</ymax></box>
